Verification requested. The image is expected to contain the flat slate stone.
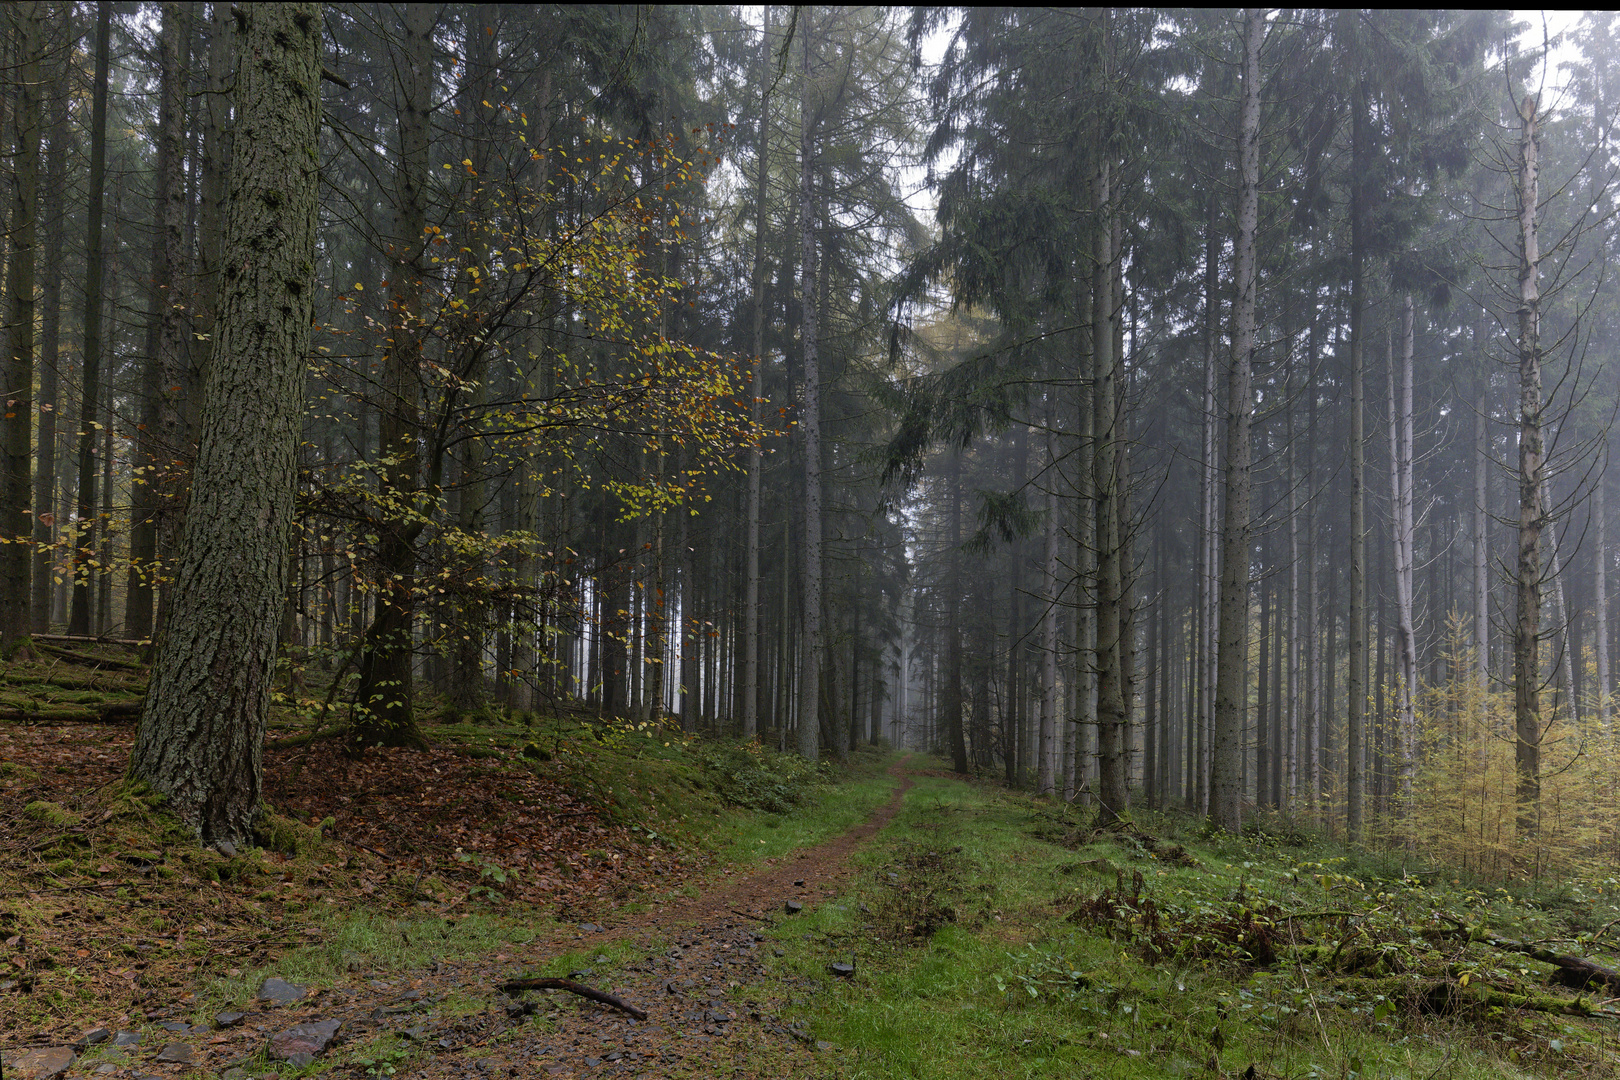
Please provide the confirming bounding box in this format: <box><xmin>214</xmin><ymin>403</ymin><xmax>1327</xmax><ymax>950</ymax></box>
<box><xmin>73</xmin><ymin>1027</ymin><xmax>111</xmax><ymax>1049</ymax></box>
<box><xmin>112</xmin><ymin>1032</ymin><xmax>142</xmax><ymax>1047</ymax></box>
<box><xmin>155</xmin><ymin>1044</ymin><xmax>201</xmax><ymax>1065</ymax></box>
<box><xmin>215</xmin><ymin>1011</ymin><xmax>247</xmax><ymax>1028</ymax></box>
<box><xmin>258</xmin><ymin>977</ymin><xmax>308</xmax><ymax>1004</ymax></box>
<box><xmin>784</xmin><ymin>900</ymin><xmax>803</xmax><ymax>914</ymax></box>
<box><xmin>157</xmin><ymin>1021</ymin><xmax>191</xmax><ymax>1034</ymax></box>
<box><xmin>829</xmin><ymin>963</ymin><xmax>855</xmax><ymax>978</ymax></box>
<box><xmin>268</xmin><ymin>1019</ymin><xmax>341</xmax><ymax>1062</ymax></box>
<box><xmin>0</xmin><ymin>1046</ymin><xmax>75</xmax><ymax>1079</ymax></box>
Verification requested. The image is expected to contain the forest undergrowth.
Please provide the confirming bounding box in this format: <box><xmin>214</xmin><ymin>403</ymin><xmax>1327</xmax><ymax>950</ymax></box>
<box><xmin>769</xmin><ymin>767</ymin><xmax>1620</xmax><ymax>1080</ymax></box>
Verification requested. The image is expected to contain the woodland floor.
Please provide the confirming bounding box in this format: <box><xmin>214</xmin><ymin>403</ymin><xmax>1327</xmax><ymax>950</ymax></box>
<box><xmin>7</xmin><ymin>644</ymin><xmax>1620</xmax><ymax>1079</ymax></box>
<box><xmin>0</xmin><ymin>643</ymin><xmax>911</xmax><ymax>1078</ymax></box>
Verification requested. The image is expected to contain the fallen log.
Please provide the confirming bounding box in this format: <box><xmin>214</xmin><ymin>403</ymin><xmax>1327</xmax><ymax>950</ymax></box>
<box><xmin>31</xmin><ymin>642</ymin><xmax>148</xmax><ymax>672</ymax></box>
<box><xmin>0</xmin><ymin>700</ymin><xmax>142</xmax><ymax>723</ymax></box>
<box><xmin>1441</xmin><ymin>920</ymin><xmax>1620</xmax><ymax>994</ymax></box>
<box><xmin>499</xmin><ymin>977</ymin><xmax>648</xmax><ymax>1021</ymax></box>
<box><xmin>32</xmin><ymin>633</ymin><xmax>148</xmax><ymax>648</ymax></box>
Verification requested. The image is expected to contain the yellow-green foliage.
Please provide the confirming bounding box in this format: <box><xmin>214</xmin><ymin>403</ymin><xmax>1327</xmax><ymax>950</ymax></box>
<box><xmin>1375</xmin><ymin>620</ymin><xmax>1620</xmax><ymax>881</ymax></box>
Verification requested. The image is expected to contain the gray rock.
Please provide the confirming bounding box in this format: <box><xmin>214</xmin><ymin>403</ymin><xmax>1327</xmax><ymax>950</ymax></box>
<box><xmin>111</xmin><ymin>1033</ymin><xmax>142</xmax><ymax>1047</ymax></box>
<box><xmin>257</xmin><ymin>977</ymin><xmax>307</xmax><ymax>1004</ymax></box>
<box><xmin>829</xmin><ymin>963</ymin><xmax>855</xmax><ymax>978</ymax></box>
<box><xmin>773</xmin><ymin>949</ymin><xmax>785</xmax><ymax>957</ymax></box>
<box><xmin>221</xmin><ymin>1069</ymin><xmax>249</xmax><ymax>1080</ymax></box>
<box><xmin>0</xmin><ymin>979</ymin><xmax>17</xmax><ymax>991</ymax></box>
<box><xmin>815</xmin><ymin>1040</ymin><xmax>833</xmax><ymax>1052</ymax></box>
<box><xmin>93</xmin><ymin>1066</ymin><xmax>118</xmax><ymax>1075</ymax></box>
<box><xmin>215</xmin><ymin>1011</ymin><xmax>247</xmax><ymax>1028</ymax></box>
<box><xmin>157</xmin><ymin>1022</ymin><xmax>191</xmax><ymax>1034</ymax></box>
<box><xmin>73</xmin><ymin>1027</ymin><xmax>111</xmax><ymax>1049</ymax></box>
<box><xmin>268</xmin><ymin>1019</ymin><xmax>341</xmax><ymax>1062</ymax></box>
<box><xmin>784</xmin><ymin>900</ymin><xmax>803</xmax><ymax>914</ymax></box>
<box><xmin>0</xmin><ymin>1046</ymin><xmax>75</xmax><ymax>1079</ymax></box>
<box><xmin>584</xmin><ymin>1057</ymin><xmax>600</xmax><ymax>1067</ymax></box>
<box><xmin>154</xmin><ymin>1044</ymin><xmax>201</xmax><ymax>1065</ymax></box>
<box><xmin>215</xmin><ymin>840</ymin><xmax>237</xmax><ymax>858</ymax></box>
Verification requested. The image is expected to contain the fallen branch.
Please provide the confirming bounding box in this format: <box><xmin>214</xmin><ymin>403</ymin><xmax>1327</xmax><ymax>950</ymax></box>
<box><xmin>500</xmin><ymin>977</ymin><xmax>648</xmax><ymax>1021</ymax></box>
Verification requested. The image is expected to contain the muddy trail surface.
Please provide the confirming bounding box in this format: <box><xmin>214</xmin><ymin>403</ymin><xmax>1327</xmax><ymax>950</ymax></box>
<box><xmin>21</xmin><ymin>756</ymin><xmax>919</xmax><ymax>1080</ymax></box>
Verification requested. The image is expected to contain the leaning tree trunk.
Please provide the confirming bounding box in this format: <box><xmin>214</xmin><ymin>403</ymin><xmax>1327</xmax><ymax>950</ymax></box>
<box><xmin>129</xmin><ymin>1</ymin><xmax>322</xmax><ymax>847</ymax></box>
<box><xmin>1211</xmin><ymin>7</ymin><xmax>1262</xmax><ymax>835</ymax></box>
<box><xmin>1513</xmin><ymin>92</ymin><xmax>1543</xmax><ymax>841</ymax></box>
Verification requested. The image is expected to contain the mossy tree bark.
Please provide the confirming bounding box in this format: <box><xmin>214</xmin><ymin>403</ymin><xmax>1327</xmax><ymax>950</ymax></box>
<box><xmin>129</xmin><ymin>2</ymin><xmax>322</xmax><ymax>847</ymax></box>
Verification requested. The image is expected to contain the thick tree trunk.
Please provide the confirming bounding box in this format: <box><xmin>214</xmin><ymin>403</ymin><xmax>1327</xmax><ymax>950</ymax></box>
<box><xmin>1</xmin><ymin>0</ymin><xmax>43</xmax><ymax>649</ymax></box>
<box><xmin>1513</xmin><ymin>93</ymin><xmax>1543</xmax><ymax>840</ymax></box>
<box><xmin>130</xmin><ymin>1</ymin><xmax>321</xmax><ymax>846</ymax></box>
<box><xmin>1212</xmin><ymin>8</ymin><xmax>1262</xmax><ymax>834</ymax></box>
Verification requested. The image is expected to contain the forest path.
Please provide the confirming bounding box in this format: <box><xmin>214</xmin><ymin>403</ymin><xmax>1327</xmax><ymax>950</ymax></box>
<box><xmin>337</xmin><ymin>753</ymin><xmax>923</xmax><ymax>1078</ymax></box>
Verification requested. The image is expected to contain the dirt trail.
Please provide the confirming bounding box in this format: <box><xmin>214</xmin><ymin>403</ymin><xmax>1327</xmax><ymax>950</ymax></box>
<box><xmin>266</xmin><ymin>755</ymin><xmax>920</xmax><ymax>1079</ymax></box>
<box><xmin>536</xmin><ymin>753</ymin><xmax>917</xmax><ymax>949</ymax></box>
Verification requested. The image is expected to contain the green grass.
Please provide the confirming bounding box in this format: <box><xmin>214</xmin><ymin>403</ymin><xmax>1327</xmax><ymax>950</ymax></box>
<box><xmin>750</xmin><ymin>762</ymin><xmax>1620</xmax><ymax>1080</ymax></box>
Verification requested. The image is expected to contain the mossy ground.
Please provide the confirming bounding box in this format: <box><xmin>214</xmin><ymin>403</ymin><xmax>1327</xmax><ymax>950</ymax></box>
<box><xmin>747</xmin><ymin>763</ymin><xmax>1620</xmax><ymax>1079</ymax></box>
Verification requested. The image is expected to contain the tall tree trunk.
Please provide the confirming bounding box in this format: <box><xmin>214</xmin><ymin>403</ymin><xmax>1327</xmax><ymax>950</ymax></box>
<box><xmin>1473</xmin><ymin>318</ymin><xmax>1490</xmax><ymax>691</ymax></box>
<box><xmin>1196</xmin><ymin>196</ymin><xmax>1220</xmax><ymax>815</ymax></box>
<box><xmin>1038</xmin><ymin>424</ymin><xmax>1059</xmax><ymax>796</ymax></box>
<box><xmin>1344</xmin><ymin>79</ymin><xmax>1370</xmax><ymax>840</ymax></box>
<box><xmin>1</xmin><ymin>0</ymin><xmax>43</xmax><ymax>649</ymax></box>
<box><xmin>352</xmin><ymin>2</ymin><xmax>433</xmax><ymax>750</ymax></box>
<box><xmin>1513</xmin><ymin>92</ymin><xmax>1543</xmax><ymax>840</ymax></box>
<box><xmin>1212</xmin><ymin>8</ymin><xmax>1262</xmax><ymax>834</ymax></box>
<box><xmin>1596</xmin><ymin>466</ymin><xmax>1609</xmax><ymax>726</ymax></box>
<box><xmin>1092</xmin><ymin>147</ymin><xmax>1128</xmax><ymax>824</ymax></box>
<box><xmin>128</xmin><ymin>1</ymin><xmax>192</xmax><ymax>642</ymax></box>
<box><xmin>130</xmin><ymin>1</ymin><xmax>321</xmax><ymax>846</ymax></box>
<box><xmin>1387</xmin><ymin>297</ymin><xmax>1418</xmax><ymax>799</ymax></box>
<box><xmin>68</xmin><ymin>3</ymin><xmax>111</xmax><ymax>638</ymax></box>
<box><xmin>30</xmin><ymin>21</ymin><xmax>67</xmax><ymax>635</ymax></box>
<box><xmin>945</xmin><ymin>450</ymin><xmax>968</xmax><ymax>773</ymax></box>
<box><xmin>796</xmin><ymin>17</ymin><xmax>823</xmax><ymax>762</ymax></box>
<box><xmin>742</xmin><ymin>7</ymin><xmax>773</xmax><ymax>741</ymax></box>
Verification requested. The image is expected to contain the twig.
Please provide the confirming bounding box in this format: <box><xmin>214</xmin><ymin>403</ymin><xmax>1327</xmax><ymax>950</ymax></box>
<box><xmin>500</xmin><ymin>977</ymin><xmax>647</xmax><ymax>1021</ymax></box>
<box><xmin>729</xmin><ymin>909</ymin><xmax>771</xmax><ymax>923</ymax></box>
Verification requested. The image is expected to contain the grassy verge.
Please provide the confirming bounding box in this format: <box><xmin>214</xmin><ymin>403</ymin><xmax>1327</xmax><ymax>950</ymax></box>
<box><xmin>754</xmin><ymin>761</ymin><xmax>1620</xmax><ymax>1080</ymax></box>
